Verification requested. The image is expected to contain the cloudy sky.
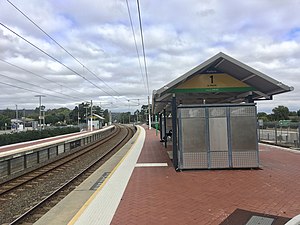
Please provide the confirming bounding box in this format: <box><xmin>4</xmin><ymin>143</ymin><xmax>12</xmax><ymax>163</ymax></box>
<box><xmin>0</xmin><ymin>0</ymin><xmax>299</xmax><ymax>113</ymax></box>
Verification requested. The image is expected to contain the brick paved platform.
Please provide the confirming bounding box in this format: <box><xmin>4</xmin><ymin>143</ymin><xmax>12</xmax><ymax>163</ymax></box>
<box><xmin>111</xmin><ymin>127</ymin><xmax>300</xmax><ymax>225</ymax></box>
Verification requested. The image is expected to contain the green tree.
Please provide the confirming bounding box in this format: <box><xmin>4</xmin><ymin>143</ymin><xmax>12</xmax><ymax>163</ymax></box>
<box><xmin>2</xmin><ymin>108</ymin><xmax>15</xmax><ymax>119</ymax></box>
<box><xmin>272</xmin><ymin>105</ymin><xmax>289</xmax><ymax>121</ymax></box>
<box><xmin>0</xmin><ymin>114</ymin><xmax>10</xmax><ymax>130</ymax></box>
<box><xmin>140</xmin><ymin>105</ymin><xmax>151</xmax><ymax>122</ymax></box>
<box><xmin>257</xmin><ymin>112</ymin><xmax>269</xmax><ymax>121</ymax></box>
<box><xmin>103</xmin><ymin>109</ymin><xmax>109</xmax><ymax>123</ymax></box>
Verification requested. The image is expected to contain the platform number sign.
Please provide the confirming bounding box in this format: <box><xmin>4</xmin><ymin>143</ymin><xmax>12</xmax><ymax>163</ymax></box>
<box><xmin>173</xmin><ymin>73</ymin><xmax>255</xmax><ymax>93</ymax></box>
<box><xmin>207</xmin><ymin>75</ymin><xmax>217</xmax><ymax>87</ymax></box>
<box><xmin>210</xmin><ymin>75</ymin><xmax>214</xmax><ymax>84</ymax></box>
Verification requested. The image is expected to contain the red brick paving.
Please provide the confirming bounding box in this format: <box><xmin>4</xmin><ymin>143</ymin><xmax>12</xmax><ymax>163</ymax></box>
<box><xmin>111</xmin><ymin>128</ymin><xmax>300</xmax><ymax>225</ymax></box>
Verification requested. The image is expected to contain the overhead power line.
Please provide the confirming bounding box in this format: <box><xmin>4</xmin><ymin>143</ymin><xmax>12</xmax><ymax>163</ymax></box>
<box><xmin>6</xmin><ymin>0</ymin><xmax>131</xmax><ymax>101</ymax></box>
<box><xmin>0</xmin><ymin>80</ymin><xmax>71</xmax><ymax>100</ymax></box>
<box><xmin>0</xmin><ymin>58</ymin><xmax>85</xmax><ymax>98</ymax></box>
<box><xmin>0</xmin><ymin>22</ymin><xmax>118</xmax><ymax>99</ymax></box>
<box><xmin>136</xmin><ymin>0</ymin><xmax>152</xmax><ymax>129</ymax></box>
<box><xmin>136</xmin><ymin>0</ymin><xmax>150</xmax><ymax>96</ymax></box>
<box><xmin>125</xmin><ymin>0</ymin><xmax>147</xmax><ymax>91</ymax></box>
<box><xmin>0</xmin><ymin>72</ymin><xmax>81</xmax><ymax>101</ymax></box>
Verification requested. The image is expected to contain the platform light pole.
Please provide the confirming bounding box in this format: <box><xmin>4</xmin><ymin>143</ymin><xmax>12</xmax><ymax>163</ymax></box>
<box><xmin>35</xmin><ymin>95</ymin><xmax>46</xmax><ymax>131</ymax></box>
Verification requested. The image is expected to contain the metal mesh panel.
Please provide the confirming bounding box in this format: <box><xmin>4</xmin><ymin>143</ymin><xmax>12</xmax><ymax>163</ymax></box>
<box><xmin>0</xmin><ymin>160</ymin><xmax>8</xmax><ymax>178</ymax></box>
<box><xmin>209</xmin><ymin>107</ymin><xmax>226</xmax><ymax>117</ymax></box>
<box><xmin>209</xmin><ymin>152</ymin><xmax>229</xmax><ymax>168</ymax></box>
<box><xmin>49</xmin><ymin>147</ymin><xmax>57</xmax><ymax>158</ymax></box>
<box><xmin>10</xmin><ymin>157</ymin><xmax>25</xmax><ymax>174</ymax></box>
<box><xmin>232</xmin><ymin>151</ymin><xmax>258</xmax><ymax>168</ymax></box>
<box><xmin>180</xmin><ymin>108</ymin><xmax>205</xmax><ymax>118</ymax></box>
<box><xmin>178</xmin><ymin>104</ymin><xmax>258</xmax><ymax>169</ymax></box>
<box><xmin>39</xmin><ymin>149</ymin><xmax>48</xmax><ymax>162</ymax></box>
<box><xmin>181</xmin><ymin>118</ymin><xmax>206</xmax><ymax>153</ymax></box>
<box><xmin>230</xmin><ymin>106</ymin><xmax>256</xmax><ymax>117</ymax></box>
<box><xmin>58</xmin><ymin>144</ymin><xmax>64</xmax><ymax>154</ymax></box>
<box><xmin>231</xmin><ymin>117</ymin><xmax>257</xmax><ymax>152</ymax></box>
<box><xmin>209</xmin><ymin>117</ymin><xmax>228</xmax><ymax>152</ymax></box>
<box><xmin>26</xmin><ymin>153</ymin><xmax>38</xmax><ymax>167</ymax></box>
<box><xmin>182</xmin><ymin>153</ymin><xmax>208</xmax><ymax>169</ymax></box>
<box><xmin>65</xmin><ymin>143</ymin><xmax>71</xmax><ymax>151</ymax></box>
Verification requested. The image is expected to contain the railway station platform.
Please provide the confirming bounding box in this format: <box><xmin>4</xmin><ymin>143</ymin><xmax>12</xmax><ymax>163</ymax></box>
<box><xmin>50</xmin><ymin>125</ymin><xmax>300</xmax><ymax>225</ymax></box>
<box><xmin>35</xmin><ymin>127</ymin><xmax>300</xmax><ymax>225</ymax></box>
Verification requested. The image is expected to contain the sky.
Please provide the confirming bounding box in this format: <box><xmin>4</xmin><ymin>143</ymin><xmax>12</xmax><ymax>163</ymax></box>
<box><xmin>0</xmin><ymin>0</ymin><xmax>299</xmax><ymax>113</ymax></box>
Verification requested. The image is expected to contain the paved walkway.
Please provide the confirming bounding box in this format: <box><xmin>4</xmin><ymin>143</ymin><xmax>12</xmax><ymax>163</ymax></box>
<box><xmin>111</xmin><ymin>127</ymin><xmax>300</xmax><ymax>225</ymax></box>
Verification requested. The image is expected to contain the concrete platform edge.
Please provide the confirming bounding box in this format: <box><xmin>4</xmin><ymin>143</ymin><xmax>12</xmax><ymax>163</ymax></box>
<box><xmin>69</xmin><ymin>125</ymin><xmax>145</xmax><ymax>225</ymax></box>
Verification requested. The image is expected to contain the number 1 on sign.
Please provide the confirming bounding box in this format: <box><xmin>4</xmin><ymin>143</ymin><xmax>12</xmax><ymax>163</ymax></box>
<box><xmin>209</xmin><ymin>75</ymin><xmax>214</xmax><ymax>84</ymax></box>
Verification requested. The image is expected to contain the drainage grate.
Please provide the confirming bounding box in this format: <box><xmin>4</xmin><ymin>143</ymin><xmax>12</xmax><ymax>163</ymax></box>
<box><xmin>90</xmin><ymin>172</ymin><xmax>110</xmax><ymax>190</ymax></box>
<box><xmin>246</xmin><ymin>216</ymin><xmax>274</xmax><ymax>225</ymax></box>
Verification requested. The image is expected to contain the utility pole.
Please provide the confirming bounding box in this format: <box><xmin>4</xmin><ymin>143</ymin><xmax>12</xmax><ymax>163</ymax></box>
<box><xmin>15</xmin><ymin>104</ymin><xmax>18</xmax><ymax>132</ymax></box>
<box><xmin>42</xmin><ymin>108</ymin><xmax>45</xmax><ymax>129</ymax></box>
<box><xmin>23</xmin><ymin>108</ymin><xmax>26</xmax><ymax>131</ymax></box>
<box><xmin>35</xmin><ymin>95</ymin><xmax>46</xmax><ymax>131</ymax></box>
<box><xmin>109</xmin><ymin>111</ymin><xmax>112</xmax><ymax>125</ymax></box>
<box><xmin>128</xmin><ymin>100</ymin><xmax>130</xmax><ymax>124</ymax></box>
<box><xmin>83</xmin><ymin>102</ymin><xmax>89</xmax><ymax>131</ymax></box>
<box><xmin>75</xmin><ymin>103</ymin><xmax>80</xmax><ymax>127</ymax></box>
<box><xmin>90</xmin><ymin>100</ymin><xmax>93</xmax><ymax>132</ymax></box>
<box><xmin>77</xmin><ymin>105</ymin><xmax>80</xmax><ymax>126</ymax></box>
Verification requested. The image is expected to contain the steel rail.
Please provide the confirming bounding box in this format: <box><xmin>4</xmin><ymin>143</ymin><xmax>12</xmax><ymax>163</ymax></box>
<box><xmin>9</xmin><ymin>125</ymin><xmax>133</xmax><ymax>225</ymax></box>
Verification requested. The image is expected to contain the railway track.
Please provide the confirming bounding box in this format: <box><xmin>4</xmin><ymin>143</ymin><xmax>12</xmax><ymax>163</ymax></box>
<box><xmin>0</xmin><ymin>125</ymin><xmax>135</xmax><ymax>225</ymax></box>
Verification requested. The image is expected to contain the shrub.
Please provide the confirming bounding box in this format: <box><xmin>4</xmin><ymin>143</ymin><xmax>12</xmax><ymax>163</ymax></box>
<box><xmin>0</xmin><ymin>127</ymin><xmax>80</xmax><ymax>147</ymax></box>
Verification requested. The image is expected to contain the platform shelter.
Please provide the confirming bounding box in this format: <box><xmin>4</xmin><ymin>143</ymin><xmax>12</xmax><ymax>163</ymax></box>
<box><xmin>152</xmin><ymin>52</ymin><xmax>293</xmax><ymax>170</ymax></box>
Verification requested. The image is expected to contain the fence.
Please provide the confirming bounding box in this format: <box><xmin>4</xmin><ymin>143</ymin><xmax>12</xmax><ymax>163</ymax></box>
<box><xmin>258</xmin><ymin>122</ymin><xmax>300</xmax><ymax>148</ymax></box>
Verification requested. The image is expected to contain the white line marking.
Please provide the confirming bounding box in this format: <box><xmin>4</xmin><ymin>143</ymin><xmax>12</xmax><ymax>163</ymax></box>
<box><xmin>135</xmin><ymin>163</ymin><xmax>168</xmax><ymax>167</ymax></box>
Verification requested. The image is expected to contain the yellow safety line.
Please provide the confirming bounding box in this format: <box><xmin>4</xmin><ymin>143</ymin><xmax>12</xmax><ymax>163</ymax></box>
<box><xmin>68</xmin><ymin>126</ymin><xmax>142</xmax><ymax>225</ymax></box>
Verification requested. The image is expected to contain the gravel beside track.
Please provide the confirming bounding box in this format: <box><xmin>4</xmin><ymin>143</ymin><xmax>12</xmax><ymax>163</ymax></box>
<box><xmin>0</xmin><ymin>125</ymin><xmax>134</xmax><ymax>224</ymax></box>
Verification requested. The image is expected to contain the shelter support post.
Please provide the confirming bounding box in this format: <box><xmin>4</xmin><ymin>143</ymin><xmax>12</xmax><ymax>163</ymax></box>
<box><xmin>171</xmin><ymin>94</ymin><xmax>178</xmax><ymax>170</ymax></box>
<box><xmin>159</xmin><ymin>113</ymin><xmax>163</xmax><ymax>141</ymax></box>
<box><xmin>164</xmin><ymin>109</ymin><xmax>167</xmax><ymax>148</ymax></box>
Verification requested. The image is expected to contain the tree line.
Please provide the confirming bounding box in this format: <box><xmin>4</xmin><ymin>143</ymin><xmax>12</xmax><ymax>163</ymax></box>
<box><xmin>258</xmin><ymin>105</ymin><xmax>300</xmax><ymax>122</ymax></box>
<box><xmin>0</xmin><ymin>103</ymin><xmax>151</xmax><ymax>130</ymax></box>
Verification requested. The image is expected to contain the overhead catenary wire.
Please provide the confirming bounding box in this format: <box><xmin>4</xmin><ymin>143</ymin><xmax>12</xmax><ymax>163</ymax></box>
<box><xmin>136</xmin><ymin>0</ymin><xmax>152</xmax><ymax>129</ymax></box>
<box><xmin>125</xmin><ymin>0</ymin><xmax>147</xmax><ymax>91</ymax></box>
<box><xmin>0</xmin><ymin>80</ymin><xmax>72</xmax><ymax>100</ymax></box>
<box><xmin>6</xmin><ymin>0</ymin><xmax>136</xmax><ymax>104</ymax></box>
<box><xmin>0</xmin><ymin>72</ymin><xmax>82</xmax><ymax>101</ymax></box>
<box><xmin>0</xmin><ymin>22</ymin><xmax>123</xmax><ymax>101</ymax></box>
<box><xmin>136</xmin><ymin>0</ymin><xmax>150</xmax><ymax>96</ymax></box>
<box><xmin>0</xmin><ymin>58</ymin><xmax>86</xmax><ymax>98</ymax></box>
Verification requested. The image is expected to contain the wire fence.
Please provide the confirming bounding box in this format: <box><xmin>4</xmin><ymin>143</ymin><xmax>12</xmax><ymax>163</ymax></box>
<box><xmin>258</xmin><ymin>122</ymin><xmax>300</xmax><ymax>148</ymax></box>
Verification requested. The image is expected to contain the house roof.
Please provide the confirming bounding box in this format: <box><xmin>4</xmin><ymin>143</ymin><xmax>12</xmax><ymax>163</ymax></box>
<box><xmin>153</xmin><ymin>52</ymin><xmax>293</xmax><ymax>114</ymax></box>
